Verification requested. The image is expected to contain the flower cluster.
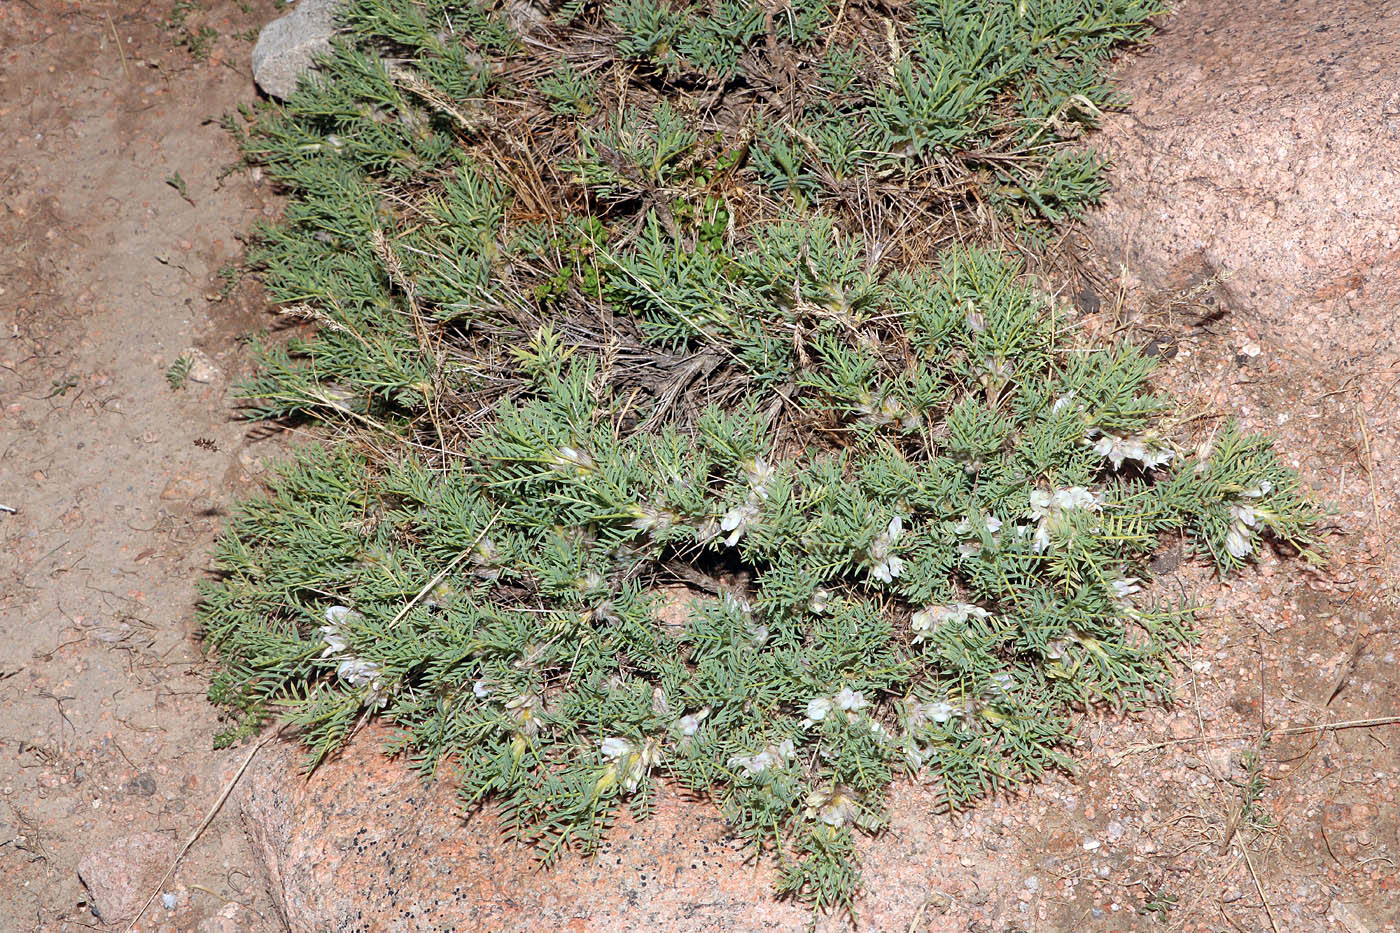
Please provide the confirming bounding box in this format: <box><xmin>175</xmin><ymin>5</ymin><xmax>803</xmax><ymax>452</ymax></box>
<box><xmin>673</xmin><ymin>707</ymin><xmax>709</xmax><ymax>739</ymax></box>
<box><xmin>718</xmin><ymin>457</ymin><xmax>776</xmax><ymax>546</ymax></box>
<box><xmin>318</xmin><ymin>606</ymin><xmax>390</xmax><ymax>708</ymax></box>
<box><xmin>854</xmin><ymin>391</ymin><xmax>919</xmax><ymax>430</ymax></box>
<box><xmin>804</xmin><ymin>687</ymin><xmax>869</xmax><ymax>726</ymax></box>
<box><xmin>1026</xmin><ymin>486</ymin><xmax>1100</xmax><ymax>552</ymax></box>
<box><xmin>600</xmin><ymin>736</ymin><xmax>662</xmax><ymax>792</ymax></box>
<box><xmin>505</xmin><ymin>692</ymin><xmax>544</xmax><ymax>737</ymax></box>
<box><xmin>866</xmin><ymin>515</ymin><xmax>905</xmax><ymax>583</ymax></box>
<box><xmin>1225</xmin><ymin>480</ymin><xmax>1273</xmax><ymax>558</ymax></box>
<box><xmin>549</xmin><ymin>445</ymin><xmax>596</xmax><ymax>472</ymax></box>
<box><xmin>899</xmin><ymin>698</ymin><xmax>964</xmax><ymax>770</ymax></box>
<box><xmin>954</xmin><ymin>513</ymin><xmax>1003</xmax><ymax>557</ymax></box>
<box><xmin>628</xmin><ymin>503</ymin><xmax>679</xmax><ymax>537</ymax></box>
<box><xmin>727</xmin><ymin>738</ymin><xmax>796</xmax><ymax>778</ymax></box>
<box><xmin>1109</xmin><ymin>573</ymin><xmax>1142</xmax><ymax>601</ymax></box>
<box><xmin>803</xmin><ymin>783</ymin><xmax>866</xmax><ymax>828</ymax></box>
<box><xmin>1089</xmin><ymin>430</ymin><xmax>1174</xmax><ymax>471</ymax></box>
<box><xmin>910</xmin><ymin>602</ymin><xmax>991</xmax><ymax>644</ymax></box>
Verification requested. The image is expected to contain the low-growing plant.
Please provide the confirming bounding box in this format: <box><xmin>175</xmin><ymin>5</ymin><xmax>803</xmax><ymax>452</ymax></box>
<box><xmin>204</xmin><ymin>0</ymin><xmax>1323</xmax><ymax>921</ymax></box>
<box><xmin>166</xmin><ymin>354</ymin><xmax>194</xmax><ymax>390</ymax></box>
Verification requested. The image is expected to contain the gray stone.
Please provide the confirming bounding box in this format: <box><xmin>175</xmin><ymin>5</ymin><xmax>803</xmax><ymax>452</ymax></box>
<box><xmin>181</xmin><ymin>347</ymin><xmax>221</xmax><ymax>384</ymax></box>
<box><xmin>251</xmin><ymin>0</ymin><xmax>345</xmax><ymax>100</ymax></box>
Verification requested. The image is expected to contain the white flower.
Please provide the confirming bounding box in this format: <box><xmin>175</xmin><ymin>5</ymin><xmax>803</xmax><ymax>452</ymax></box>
<box><xmin>855</xmin><ymin>393</ymin><xmax>912</xmax><ymax>428</ymax></box>
<box><xmin>1242</xmin><ymin>480</ymin><xmax>1273</xmax><ymax>499</ymax></box>
<box><xmin>1091</xmin><ymin>432</ymin><xmax>1174</xmax><ymax>471</ymax></box>
<box><xmin>805</xmin><ymin>785</ymin><xmax>862</xmax><ymax>827</ymax></box>
<box><xmin>867</xmin><ymin>515</ymin><xmax>905</xmax><ymax>583</ymax></box>
<box><xmin>745</xmin><ymin>622</ymin><xmax>770</xmax><ymax>647</ymax></box>
<box><xmin>834</xmin><ymin>687</ymin><xmax>868</xmax><ymax>713</ymax></box>
<box><xmin>675</xmin><ymin>708</ymin><xmax>710</xmax><ymax>737</ymax></box>
<box><xmin>550</xmin><ymin>445</ymin><xmax>595</xmax><ymax>472</ymax></box>
<box><xmin>911</xmin><ymin>603</ymin><xmax>989</xmax><ymax>643</ymax></box>
<box><xmin>988</xmin><ymin>671</ymin><xmax>1015</xmax><ymax>695</ymax></box>
<box><xmin>473</xmin><ymin>679</ymin><xmax>491</xmax><ymax>699</ymax></box>
<box><xmin>877</xmin><ymin>395</ymin><xmax>905</xmax><ymax>425</ymax></box>
<box><xmin>319</xmin><ymin>625</ymin><xmax>350</xmax><ymax>658</ymax></box>
<box><xmin>1053</xmin><ymin>487</ymin><xmax>1099</xmax><ymax>511</ymax></box>
<box><xmin>629</xmin><ymin>504</ymin><xmax>677</xmax><ymax>536</ymax></box>
<box><xmin>870</xmin><ymin>553</ymin><xmax>904</xmax><ymax>583</ymax></box>
<box><xmin>1092</xmin><ymin>433</ymin><xmax>1136</xmax><ymax>469</ymax></box>
<box><xmin>727</xmin><ymin>739</ymin><xmax>795</xmax><ymax>777</ymax></box>
<box><xmin>718</xmin><ymin>459</ymin><xmax>780</xmax><ymax>546</ymax></box>
<box><xmin>336</xmin><ymin>658</ymin><xmax>389</xmax><ymax>707</ymax></box>
<box><xmin>720</xmin><ymin>498</ymin><xmax>762</xmax><ymax>547</ymax></box>
<box><xmin>1110</xmin><ymin>576</ymin><xmax>1142</xmax><ymax>599</ymax></box>
<box><xmin>924</xmin><ymin>700</ymin><xmax>955</xmax><ymax>724</ymax></box>
<box><xmin>336</xmin><ymin>657</ymin><xmax>380</xmax><ymax>689</ymax></box>
<box><xmin>325</xmin><ymin>605</ymin><xmax>357</xmax><ymax>626</ymax></box>
<box><xmin>1230</xmin><ymin>503</ymin><xmax>1259</xmax><ymax>527</ymax></box>
<box><xmin>600</xmin><ymin>736</ymin><xmax>634</xmax><ymax>760</ymax></box>
<box><xmin>601</xmin><ymin>736</ymin><xmax>661</xmax><ymax>792</ymax></box>
<box><xmin>1027</xmin><ymin>486</ymin><xmax>1101</xmax><ymax>553</ymax></box>
<box><xmin>1223</xmin><ymin>500</ymin><xmax>1265</xmax><ymax>559</ymax></box>
<box><xmin>964</xmin><ymin>300</ymin><xmax>986</xmax><ymax>333</ymax></box>
<box><xmin>910</xmin><ymin>608</ymin><xmax>940</xmax><ymax>643</ymax></box>
<box><xmin>722</xmin><ymin>593</ymin><xmax>754</xmax><ymax>617</ymax></box>
<box><xmin>1140</xmin><ymin>446</ymin><xmax>1175</xmax><ymax>470</ymax></box>
<box><xmin>955</xmin><ymin>513</ymin><xmax>1004</xmax><ymax>556</ymax></box>
<box><xmin>505</xmin><ymin>693</ymin><xmax>543</xmax><ymax>736</ymax></box>
<box><xmin>805</xmin><ymin>697</ymin><xmax>834</xmax><ymax>723</ymax></box>
<box><xmin>320</xmin><ymin>606</ymin><xmax>361</xmax><ymax>657</ymax></box>
<box><xmin>1051</xmin><ymin>392</ymin><xmax>1076</xmax><ymax>414</ymax></box>
<box><xmin>808</xmin><ymin>588</ymin><xmax>830</xmax><ymax>614</ymax></box>
<box><xmin>742</xmin><ymin>457</ymin><xmax>776</xmax><ymax>497</ymax></box>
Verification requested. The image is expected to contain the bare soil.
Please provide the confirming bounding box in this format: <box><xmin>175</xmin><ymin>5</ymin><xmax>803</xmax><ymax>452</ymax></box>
<box><xmin>0</xmin><ymin>2</ymin><xmax>1395</xmax><ymax>932</ymax></box>
<box><xmin>0</xmin><ymin>2</ymin><xmax>283</xmax><ymax>929</ymax></box>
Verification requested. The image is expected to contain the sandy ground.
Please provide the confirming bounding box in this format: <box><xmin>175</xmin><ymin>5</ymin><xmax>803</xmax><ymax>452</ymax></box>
<box><xmin>0</xmin><ymin>2</ymin><xmax>1395</xmax><ymax>932</ymax></box>
<box><xmin>0</xmin><ymin>2</ymin><xmax>282</xmax><ymax>929</ymax></box>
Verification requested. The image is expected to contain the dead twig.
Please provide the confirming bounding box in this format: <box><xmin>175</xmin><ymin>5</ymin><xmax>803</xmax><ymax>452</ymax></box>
<box><xmin>123</xmin><ymin>729</ymin><xmax>281</xmax><ymax>933</ymax></box>
<box><xmin>1111</xmin><ymin>715</ymin><xmax>1400</xmax><ymax>759</ymax></box>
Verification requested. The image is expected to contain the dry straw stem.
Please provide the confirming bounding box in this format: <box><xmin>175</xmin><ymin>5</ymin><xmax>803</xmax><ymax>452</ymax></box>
<box><xmin>123</xmin><ymin>728</ymin><xmax>282</xmax><ymax>932</ymax></box>
<box><xmin>385</xmin><ymin>507</ymin><xmax>502</xmax><ymax>630</ymax></box>
<box><xmin>1110</xmin><ymin>714</ymin><xmax>1400</xmax><ymax>762</ymax></box>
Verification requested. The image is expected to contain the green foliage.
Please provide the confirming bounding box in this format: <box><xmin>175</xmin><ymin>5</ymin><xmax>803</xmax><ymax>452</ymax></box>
<box><xmin>165</xmin><ymin>1</ymin><xmax>218</xmax><ymax>61</ymax></box>
<box><xmin>165</xmin><ymin>355</ymin><xmax>194</xmax><ymax>390</ymax></box>
<box><xmin>536</xmin><ymin>63</ymin><xmax>599</xmax><ymax>117</ymax></box>
<box><xmin>205</xmin><ymin>0</ymin><xmax>1324</xmax><ymax>923</ymax></box>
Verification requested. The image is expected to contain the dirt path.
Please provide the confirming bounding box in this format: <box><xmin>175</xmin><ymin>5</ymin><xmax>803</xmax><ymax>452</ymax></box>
<box><xmin>0</xmin><ymin>2</ymin><xmax>282</xmax><ymax>929</ymax></box>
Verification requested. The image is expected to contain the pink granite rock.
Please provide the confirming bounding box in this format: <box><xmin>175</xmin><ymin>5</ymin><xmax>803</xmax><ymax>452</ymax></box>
<box><xmin>1084</xmin><ymin>0</ymin><xmax>1400</xmax><ymax>353</ymax></box>
<box><xmin>238</xmin><ymin>727</ymin><xmax>1000</xmax><ymax>932</ymax></box>
<box><xmin>75</xmin><ymin>831</ymin><xmax>176</xmax><ymax>923</ymax></box>
<box><xmin>239</xmin><ymin>728</ymin><xmax>813</xmax><ymax>932</ymax></box>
